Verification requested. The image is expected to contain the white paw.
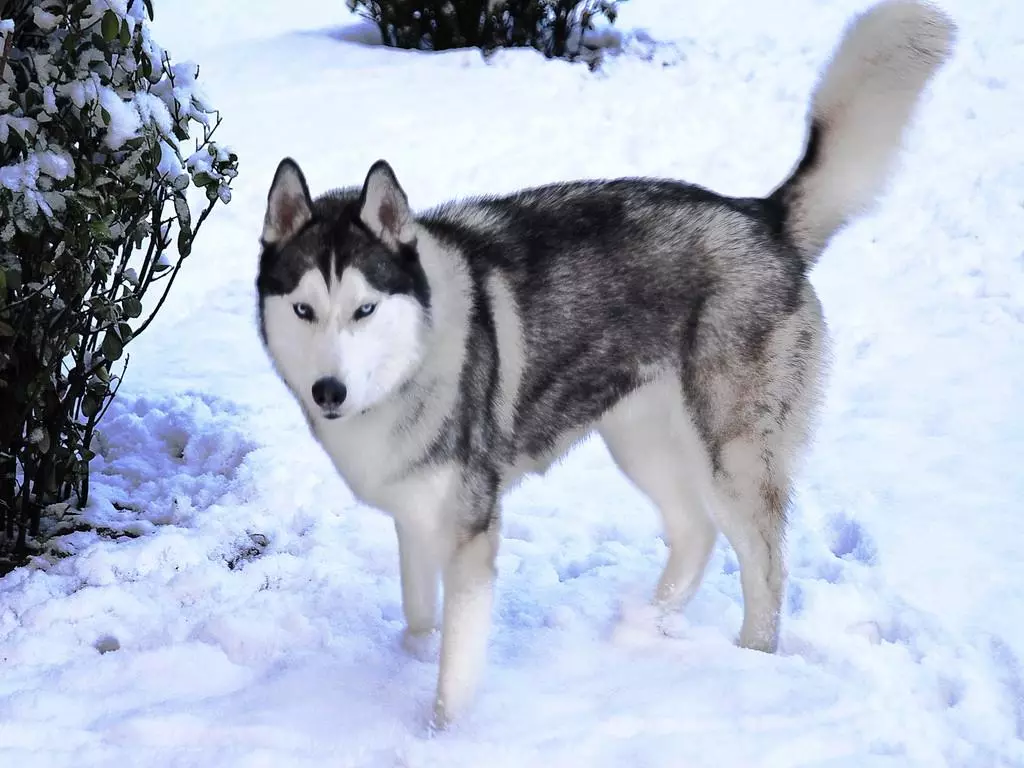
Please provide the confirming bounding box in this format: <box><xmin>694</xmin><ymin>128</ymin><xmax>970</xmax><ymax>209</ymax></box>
<box><xmin>737</xmin><ymin>625</ymin><xmax>779</xmax><ymax>653</ymax></box>
<box><xmin>611</xmin><ymin>598</ymin><xmax>665</xmax><ymax>648</ymax></box>
<box><xmin>401</xmin><ymin>627</ymin><xmax>440</xmax><ymax>662</ymax></box>
<box><xmin>430</xmin><ymin>686</ymin><xmax>472</xmax><ymax>731</ymax></box>
<box><xmin>430</xmin><ymin>696</ymin><xmax>453</xmax><ymax>732</ymax></box>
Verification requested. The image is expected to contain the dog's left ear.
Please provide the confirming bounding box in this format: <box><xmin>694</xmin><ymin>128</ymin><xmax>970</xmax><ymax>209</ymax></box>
<box><xmin>359</xmin><ymin>160</ymin><xmax>411</xmax><ymax>245</ymax></box>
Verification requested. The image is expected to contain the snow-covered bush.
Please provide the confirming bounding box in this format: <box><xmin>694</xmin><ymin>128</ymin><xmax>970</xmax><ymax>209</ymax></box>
<box><xmin>0</xmin><ymin>0</ymin><xmax>238</xmax><ymax>558</ymax></box>
<box><xmin>348</xmin><ymin>0</ymin><xmax>625</xmax><ymax>60</ymax></box>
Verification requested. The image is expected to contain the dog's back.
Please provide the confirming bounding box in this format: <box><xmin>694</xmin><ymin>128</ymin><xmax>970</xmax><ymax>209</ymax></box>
<box><xmin>421</xmin><ymin>178</ymin><xmax>802</xmax><ymax>461</ymax></box>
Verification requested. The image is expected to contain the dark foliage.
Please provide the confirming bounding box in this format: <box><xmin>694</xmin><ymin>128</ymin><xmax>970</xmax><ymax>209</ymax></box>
<box><xmin>348</xmin><ymin>0</ymin><xmax>624</xmax><ymax>60</ymax></box>
<box><xmin>0</xmin><ymin>0</ymin><xmax>237</xmax><ymax>561</ymax></box>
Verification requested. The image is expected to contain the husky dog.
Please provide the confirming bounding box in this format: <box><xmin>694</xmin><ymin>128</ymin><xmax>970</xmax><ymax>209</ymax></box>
<box><xmin>256</xmin><ymin>1</ymin><xmax>955</xmax><ymax>726</ymax></box>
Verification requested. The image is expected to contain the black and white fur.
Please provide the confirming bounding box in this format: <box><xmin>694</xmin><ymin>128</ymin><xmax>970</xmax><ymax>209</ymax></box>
<box><xmin>256</xmin><ymin>1</ymin><xmax>955</xmax><ymax>726</ymax></box>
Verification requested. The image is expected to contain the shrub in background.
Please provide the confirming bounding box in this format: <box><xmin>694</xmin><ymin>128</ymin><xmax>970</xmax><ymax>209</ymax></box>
<box><xmin>347</xmin><ymin>0</ymin><xmax>625</xmax><ymax>60</ymax></box>
<box><xmin>0</xmin><ymin>0</ymin><xmax>238</xmax><ymax>561</ymax></box>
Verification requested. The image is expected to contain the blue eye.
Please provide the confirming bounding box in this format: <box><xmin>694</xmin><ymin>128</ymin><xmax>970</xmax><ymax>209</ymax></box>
<box><xmin>353</xmin><ymin>302</ymin><xmax>377</xmax><ymax>321</ymax></box>
<box><xmin>293</xmin><ymin>302</ymin><xmax>315</xmax><ymax>321</ymax></box>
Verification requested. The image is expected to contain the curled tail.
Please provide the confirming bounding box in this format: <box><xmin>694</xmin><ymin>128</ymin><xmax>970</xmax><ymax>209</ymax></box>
<box><xmin>770</xmin><ymin>0</ymin><xmax>956</xmax><ymax>266</ymax></box>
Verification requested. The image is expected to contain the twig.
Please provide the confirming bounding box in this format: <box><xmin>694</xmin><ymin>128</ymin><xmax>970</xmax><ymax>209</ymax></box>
<box><xmin>133</xmin><ymin>197</ymin><xmax>217</xmax><ymax>338</ymax></box>
<box><xmin>0</xmin><ymin>24</ymin><xmax>13</xmax><ymax>81</ymax></box>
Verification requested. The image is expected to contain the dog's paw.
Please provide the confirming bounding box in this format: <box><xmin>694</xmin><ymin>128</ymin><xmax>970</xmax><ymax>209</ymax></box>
<box><xmin>429</xmin><ymin>690</ymin><xmax>473</xmax><ymax>733</ymax></box>
<box><xmin>429</xmin><ymin>697</ymin><xmax>453</xmax><ymax>732</ymax></box>
<box><xmin>610</xmin><ymin>598</ymin><xmax>665</xmax><ymax>648</ymax></box>
<box><xmin>736</xmin><ymin>624</ymin><xmax>779</xmax><ymax>654</ymax></box>
<box><xmin>401</xmin><ymin>627</ymin><xmax>440</xmax><ymax>662</ymax></box>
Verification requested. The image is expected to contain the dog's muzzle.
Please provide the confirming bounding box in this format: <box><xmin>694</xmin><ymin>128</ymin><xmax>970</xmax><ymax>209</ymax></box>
<box><xmin>312</xmin><ymin>376</ymin><xmax>346</xmax><ymax>419</ymax></box>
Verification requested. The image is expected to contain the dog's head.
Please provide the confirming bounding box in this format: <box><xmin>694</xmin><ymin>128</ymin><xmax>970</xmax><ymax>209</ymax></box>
<box><xmin>256</xmin><ymin>158</ymin><xmax>431</xmax><ymax>422</ymax></box>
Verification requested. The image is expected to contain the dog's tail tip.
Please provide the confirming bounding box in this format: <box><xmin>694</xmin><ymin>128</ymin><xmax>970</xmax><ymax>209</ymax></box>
<box><xmin>771</xmin><ymin>0</ymin><xmax>957</xmax><ymax>266</ymax></box>
<box><xmin>838</xmin><ymin>1</ymin><xmax>958</xmax><ymax>90</ymax></box>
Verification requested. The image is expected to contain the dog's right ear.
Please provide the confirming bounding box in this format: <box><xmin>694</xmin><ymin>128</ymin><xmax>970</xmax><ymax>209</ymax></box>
<box><xmin>262</xmin><ymin>158</ymin><xmax>313</xmax><ymax>246</ymax></box>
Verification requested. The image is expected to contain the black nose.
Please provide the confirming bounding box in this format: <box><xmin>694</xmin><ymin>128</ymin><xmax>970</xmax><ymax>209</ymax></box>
<box><xmin>311</xmin><ymin>377</ymin><xmax>346</xmax><ymax>409</ymax></box>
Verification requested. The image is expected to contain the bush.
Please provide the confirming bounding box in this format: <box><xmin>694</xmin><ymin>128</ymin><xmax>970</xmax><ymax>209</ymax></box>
<box><xmin>347</xmin><ymin>0</ymin><xmax>625</xmax><ymax>60</ymax></box>
<box><xmin>0</xmin><ymin>0</ymin><xmax>238</xmax><ymax>560</ymax></box>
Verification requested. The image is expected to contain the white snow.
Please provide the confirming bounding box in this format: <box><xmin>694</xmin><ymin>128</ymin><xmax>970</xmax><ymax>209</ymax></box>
<box><xmin>0</xmin><ymin>148</ymin><xmax>71</xmax><ymax>219</ymax></box>
<box><xmin>42</xmin><ymin>84</ymin><xmax>58</xmax><ymax>114</ymax></box>
<box><xmin>59</xmin><ymin>75</ymin><xmax>97</xmax><ymax>111</ymax></box>
<box><xmin>156</xmin><ymin>140</ymin><xmax>185</xmax><ymax>180</ymax></box>
<box><xmin>36</xmin><ymin>149</ymin><xmax>74</xmax><ymax>181</ymax></box>
<box><xmin>0</xmin><ymin>114</ymin><xmax>38</xmax><ymax>145</ymax></box>
<box><xmin>133</xmin><ymin>91</ymin><xmax>174</xmax><ymax>138</ymax></box>
<box><xmin>98</xmin><ymin>87</ymin><xmax>143</xmax><ymax>150</ymax></box>
<box><xmin>2</xmin><ymin>1</ymin><xmax>1023</xmax><ymax>765</ymax></box>
<box><xmin>31</xmin><ymin>8</ymin><xmax>61</xmax><ymax>33</ymax></box>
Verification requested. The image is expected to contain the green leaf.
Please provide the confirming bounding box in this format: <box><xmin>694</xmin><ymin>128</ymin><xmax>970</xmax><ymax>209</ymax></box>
<box><xmin>122</xmin><ymin>295</ymin><xmax>142</xmax><ymax>318</ymax></box>
<box><xmin>6</xmin><ymin>128</ymin><xmax>28</xmax><ymax>154</ymax></box>
<box><xmin>119</xmin><ymin>18</ymin><xmax>131</xmax><ymax>47</ymax></box>
<box><xmin>173</xmin><ymin>194</ymin><xmax>191</xmax><ymax>232</ymax></box>
<box><xmin>173</xmin><ymin>194</ymin><xmax>193</xmax><ymax>257</ymax></box>
<box><xmin>5</xmin><ymin>267</ymin><xmax>21</xmax><ymax>291</ymax></box>
<box><xmin>87</xmin><ymin>379</ymin><xmax>109</xmax><ymax>399</ymax></box>
<box><xmin>101</xmin><ymin>10</ymin><xmax>119</xmax><ymax>41</ymax></box>
<box><xmin>81</xmin><ymin>392</ymin><xmax>101</xmax><ymax>419</ymax></box>
<box><xmin>30</xmin><ymin>428</ymin><xmax>52</xmax><ymax>455</ymax></box>
<box><xmin>89</xmin><ymin>219</ymin><xmax>113</xmax><ymax>241</ymax></box>
<box><xmin>0</xmin><ymin>321</ymin><xmax>14</xmax><ymax>337</ymax></box>
<box><xmin>177</xmin><ymin>229</ymin><xmax>192</xmax><ymax>258</ymax></box>
<box><xmin>101</xmin><ymin>330</ymin><xmax>123</xmax><ymax>362</ymax></box>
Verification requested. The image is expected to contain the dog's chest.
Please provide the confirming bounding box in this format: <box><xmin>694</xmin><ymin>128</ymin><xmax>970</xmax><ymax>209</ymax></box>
<box><xmin>313</xmin><ymin>413</ymin><xmax>449</xmax><ymax>518</ymax></box>
<box><xmin>314</xmin><ymin>421</ymin><xmax>396</xmax><ymax>506</ymax></box>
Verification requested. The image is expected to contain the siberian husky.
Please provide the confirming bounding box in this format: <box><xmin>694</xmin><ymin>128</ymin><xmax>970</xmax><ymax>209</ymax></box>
<box><xmin>256</xmin><ymin>0</ymin><xmax>955</xmax><ymax>726</ymax></box>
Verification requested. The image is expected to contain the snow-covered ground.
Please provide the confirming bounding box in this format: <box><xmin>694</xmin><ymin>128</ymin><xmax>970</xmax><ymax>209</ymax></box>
<box><xmin>2</xmin><ymin>0</ymin><xmax>1023</xmax><ymax>765</ymax></box>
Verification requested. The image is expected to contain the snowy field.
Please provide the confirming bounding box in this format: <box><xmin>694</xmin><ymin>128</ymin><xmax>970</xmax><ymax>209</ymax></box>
<box><xmin>2</xmin><ymin>0</ymin><xmax>1023</xmax><ymax>765</ymax></box>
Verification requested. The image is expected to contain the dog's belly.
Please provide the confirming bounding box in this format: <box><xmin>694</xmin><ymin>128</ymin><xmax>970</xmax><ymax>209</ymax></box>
<box><xmin>500</xmin><ymin>426</ymin><xmax>591</xmax><ymax>492</ymax></box>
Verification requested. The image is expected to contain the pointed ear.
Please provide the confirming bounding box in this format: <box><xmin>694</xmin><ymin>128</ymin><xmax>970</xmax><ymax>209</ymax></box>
<box><xmin>262</xmin><ymin>158</ymin><xmax>313</xmax><ymax>246</ymax></box>
<box><xmin>359</xmin><ymin>160</ymin><xmax>411</xmax><ymax>245</ymax></box>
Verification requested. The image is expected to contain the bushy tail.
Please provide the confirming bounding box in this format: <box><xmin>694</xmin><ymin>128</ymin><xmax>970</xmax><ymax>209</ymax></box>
<box><xmin>770</xmin><ymin>0</ymin><xmax>956</xmax><ymax>266</ymax></box>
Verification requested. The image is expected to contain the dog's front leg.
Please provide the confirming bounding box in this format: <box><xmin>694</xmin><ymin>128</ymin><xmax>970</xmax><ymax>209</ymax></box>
<box><xmin>432</xmin><ymin>520</ymin><xmax>499</xmax><ymax>728</ymax></box>
<box><xmin>395</xmin><ymin>518</ymin><xmax>441</xmax><ymax>660</ymax></box>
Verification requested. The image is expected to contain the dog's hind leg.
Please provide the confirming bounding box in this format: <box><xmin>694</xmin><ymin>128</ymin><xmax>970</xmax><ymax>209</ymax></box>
<box><xmin>706</xmin><ymin>435</ymin><xmax>791</xmax><ymax>653</ymax></box>
<box><xmin>599</xmin><ymin>377</ymin><xmax>719</xmax><ymax>611</ymax></box>
<box><xmin>699</xmin><ymin>290</ymin><xmax>825</xmax><ymax>652</ymax></box>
